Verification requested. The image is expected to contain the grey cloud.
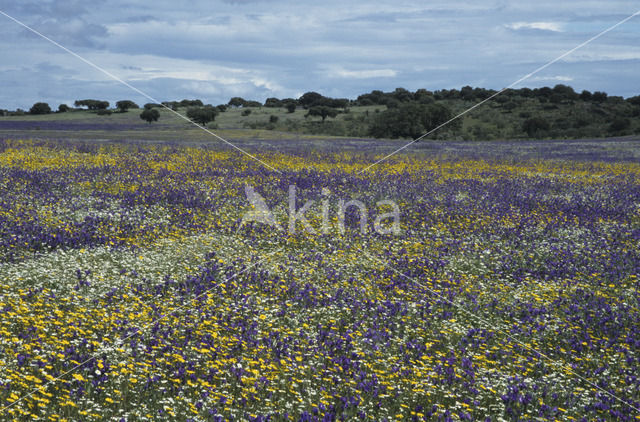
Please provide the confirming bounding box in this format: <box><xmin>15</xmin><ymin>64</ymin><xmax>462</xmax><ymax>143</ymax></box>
<box><xmin>0</xmin><ymin>0</ymin><xmax>638</xmax><ymax>110</ymax></box>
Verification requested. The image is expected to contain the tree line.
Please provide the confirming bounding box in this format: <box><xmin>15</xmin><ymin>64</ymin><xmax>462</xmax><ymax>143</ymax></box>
<box><xmin>4</xmin><ymin>85</ymin><xmax>639</xmax><ymax>139</ymax></box>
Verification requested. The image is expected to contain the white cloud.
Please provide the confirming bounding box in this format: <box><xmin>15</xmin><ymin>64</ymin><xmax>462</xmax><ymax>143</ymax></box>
<box><xmin>330</xmin><ymin>68</ymin><xmax>398</xmax><ymax>79</ymax></box>
<box><xmin>529</xmin><ymin>75</ymin><xmax>574</xmax><ymax>82</ymax></box>
<box><xmin>566</xmin><ymin>51</ymin><xmax>640</xmax><ymax>62</ymax></box>
<box><xmin>506</xmin><ymin>21</ymin><xmax>564</xmax><ymax>32</ymax></box>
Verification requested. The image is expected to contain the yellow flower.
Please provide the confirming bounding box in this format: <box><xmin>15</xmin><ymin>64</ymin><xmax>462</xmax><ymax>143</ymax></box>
<box><xmin>72</xmin><ymin>374</ymin><xmax>86</xmax><ymax>382</ymax></box>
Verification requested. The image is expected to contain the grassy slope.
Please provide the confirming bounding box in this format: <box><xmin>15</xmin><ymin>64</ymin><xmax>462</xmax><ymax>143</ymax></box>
<box><xmin>1</xmin><ymin>98</ymin><xmax>639</xmax><ymax>144</ymax></box>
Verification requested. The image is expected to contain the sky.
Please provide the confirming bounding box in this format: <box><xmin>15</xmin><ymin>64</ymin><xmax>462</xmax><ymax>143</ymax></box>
<box><xmin>0</xmin><ymin>0</ymin><xmax>639</xmax><ymax>110</ymax></box>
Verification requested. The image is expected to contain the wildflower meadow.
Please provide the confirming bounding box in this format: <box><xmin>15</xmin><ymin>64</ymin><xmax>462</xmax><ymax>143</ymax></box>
<box><xmin>0</xmin><ymin>138</ymin><xmax>639</xmax><ymax>421</ymax></box>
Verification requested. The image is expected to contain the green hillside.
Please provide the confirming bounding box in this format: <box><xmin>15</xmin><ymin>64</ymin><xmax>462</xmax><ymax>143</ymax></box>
<box><xmin>2</xmin><ymin>85</ymin><xmax>639</xmax><ymax>141</ymax></box>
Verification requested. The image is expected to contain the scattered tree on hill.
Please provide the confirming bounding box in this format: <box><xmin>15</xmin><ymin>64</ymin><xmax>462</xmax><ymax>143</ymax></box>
<box><xmin>161</xmin><ymin>101</ymin><xmax>180</xmax><ymax>110</ymax></box>
<box><xmin>580</xmin><ymin>90</ymin><xmax>593</xmax><ymax>101</ymax></box>
<box><xmin>298</xmin><ymin>92</ymin><xmax>324</xmax><ymax>109</ymax></box>
<box><xmin>180</xmin><ymin>99</ymin><xmax>203</xmax><ymax>107</ymax></box>
<box><xmin>460</xmin><ymin>86</ymin><xmax>475</xmax><ymax>101</ymax></box>
<box><xmin>186</xmin><ymin>106</ymin><xmax>218</xmax><ymax>126</ymax></box>
<box><xmin>228</xmin><ymin>97</ymin><xmax>247</xmax><ymax>108</ymax></box>
<box><xmin>264</xmin><ymin>97</ymin><xmax>282</xmax><ymax>107</ymax></box>
<box><xmin>284</xmin><ymin>101</ymin><xmax>296</xmax><ymax>113</ymax></box>
<box><xmin>144</xmin><ymin>103</ymin><xmax>162</xmax><ymax>110</ymax></box>
<box><xmin>297</xmin><ymin>92</ymin><xmax>349</xmax><ymax>109</ymax></box>
<box><xmin>116</xmin><ymin>100</ymin><xmax>139</xmax><ymax>112</ymax></box>
<box><xmin>552</xmin><ymin>84</ymin><xmax>578</xmax><ymax>101</ymax></box>
<box><xmin>241</xmin><ymin>109</ymin><xmax>252</xmax><ymax>116</ymax></box>
<box><xmin>216</xmin><ymin>104</ymin><xmax>228</xmax><ymax>112</ymax></box>
<box><xmin>29</xmin><ymin>102</ymin><xmax>51</xmax><ymax>115</ymax></box>
<box><xmin>357</xmin><ymin>90</ymin><xmax>385</xmax><ymax>106</ymax></box>
<box><xmin>391</xmin><ymin>87</ymin><xmax>413</xmax><ymax>103</ymax></box>
<box><xmin>305</xmin><ymin>106</ymin><xmax>339</xmax><ymax>122</ymax></box>
<box><xmin>627</xmin><ymin>95</ymin><xmax>640</xmax><ymax>106</ymax></box>
<box><xmin>58</xmin><ymin>104</ymin><xmax>70</xmax><ymax>113</ymax></box>
<box><xmin>414</xmin><ymin>89</ymin><xmax>435</xmax><ymax>104</ymax></box>
<box><xmin>140</xmin><ymin>108</ymin><xmax>160</xmax><ymax>123</ymax></box>
<box><xmin>592</xmin><ymin>91</ymin><xmax>608</xmax><ymax>103</ymax></box>
<box><xmin>75</xmin><ymin>99</ymin><xmax>109</xmax><ymax>110</ymax></box>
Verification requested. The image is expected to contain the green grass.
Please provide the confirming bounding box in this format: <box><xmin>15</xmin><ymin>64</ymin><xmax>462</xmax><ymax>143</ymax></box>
<box><xmin>2</xmin><ymin>96</ymin><xmax>639</xmax><ymax>143</ymax></box>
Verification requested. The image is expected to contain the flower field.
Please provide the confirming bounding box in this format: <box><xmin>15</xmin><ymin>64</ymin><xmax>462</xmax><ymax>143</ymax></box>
<box><xmin>1</xmin><ymin>138</ymin><xmax>639</xmax><ymax>421</ymax></box>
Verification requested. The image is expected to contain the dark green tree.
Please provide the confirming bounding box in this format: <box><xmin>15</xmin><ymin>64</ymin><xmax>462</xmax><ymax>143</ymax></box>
<box><xmin>609</xmin><ymin>118</ymin><xmax>631</xmax><ymax>134</ymax></box>
<box><xmin>627</xmin><ymin>95</ymin><xmax>640</xmax><ymax>106</ymax></box>
<box><xmin>74</xmin><ymin>99</ymin><xmax>109</xmax><ymax>110</ymax></box>
<box><xmin>392</xmin><ymin>87</ymin><xmax>413</xmax><ymax>103</ymax></box>
<box><xmin>580</xmin><ymin>90</ymin><xmax>593</xmax><ymax>101</ymax></box>
<box><xmin>460</xmin><ymin>86</ymin><xmax>475</xmax><ymax>101</ymax></box>
<box><xmin>29</xmin><ymin>102</ymin><xmax>51</xmax><ymax>115</ymax></box>
<box><xmin>305</xmin><ymin>106</ymin><xmax>338</xmax><ymax>122</ymax></box>
<box><xmin>116</xmin><ymin>100</ymin><xmax>139</xmax><ymax>112</ymax></box>
<box><xmin>179</xmin><ymin>99</ymin><xmax>203</xmax><ymax>107</ymax></box>
<box><xmin>552</xmin><ymin>84</ymin><xmax>578</xmax><ymax>101</ymax></box>
<box><xmin>522</xmin><ymin>117</ymin><xmax>550</xmax><ymax>137</ymax></box>
<box><xmin>162</xmin><ymin>101</ymin><xmax>180</xmax><ymax>110</ymax></box>
<box><xmin>298</xmin><ymin>92</ymin><xmax>325</xmax><ymax>109</ymax></box>
<box><xmin>414</xmin><ymin>89</ymin><xmax>435</xmax><ymax>104</ymax></box>
<box><xmin>264</xmin><ymin>98</ymin><xmax>282</xmax><ymax>107</ymax></box>
<box><xmin>140</xmin><ymin>108</ymin><xmax>160</xmax><ymax>123</ymax></box>
<box><xmin>57</xmin><ymin>104</ymin><xmax>70</xmax><ymax>113</ymax></box>
<box><xmin>228</xmin><ymin>97</ymin><xmax>247</xmax><ymax>108</ymax></box>
<box><xmin>186</xmin><ymin>106</ymin><xmax>218</xmax><ymax>126</ymax></box>
<box><xmin>368</xmin><ymin>102</ymin><xmax>456</xmax><ymax>139</ymax></box>
<box><xmin>592</xmin><ymin>91</ymin><xmax>608</xmax><ymax>103</ymax></box>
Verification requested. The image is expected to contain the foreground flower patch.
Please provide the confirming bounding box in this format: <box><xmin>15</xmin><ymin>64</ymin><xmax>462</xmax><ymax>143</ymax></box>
<box><xmin>0</xmin><ymin>139</ymin><xmax>639</xmax><ymax>421</ymax></box>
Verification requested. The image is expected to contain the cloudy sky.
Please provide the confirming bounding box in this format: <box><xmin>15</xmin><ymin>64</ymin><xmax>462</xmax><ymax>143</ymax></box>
<box><xmin>0</xmin><ymin>0</ymin><xmax>638</xmax><ymax>110</ymax></box>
